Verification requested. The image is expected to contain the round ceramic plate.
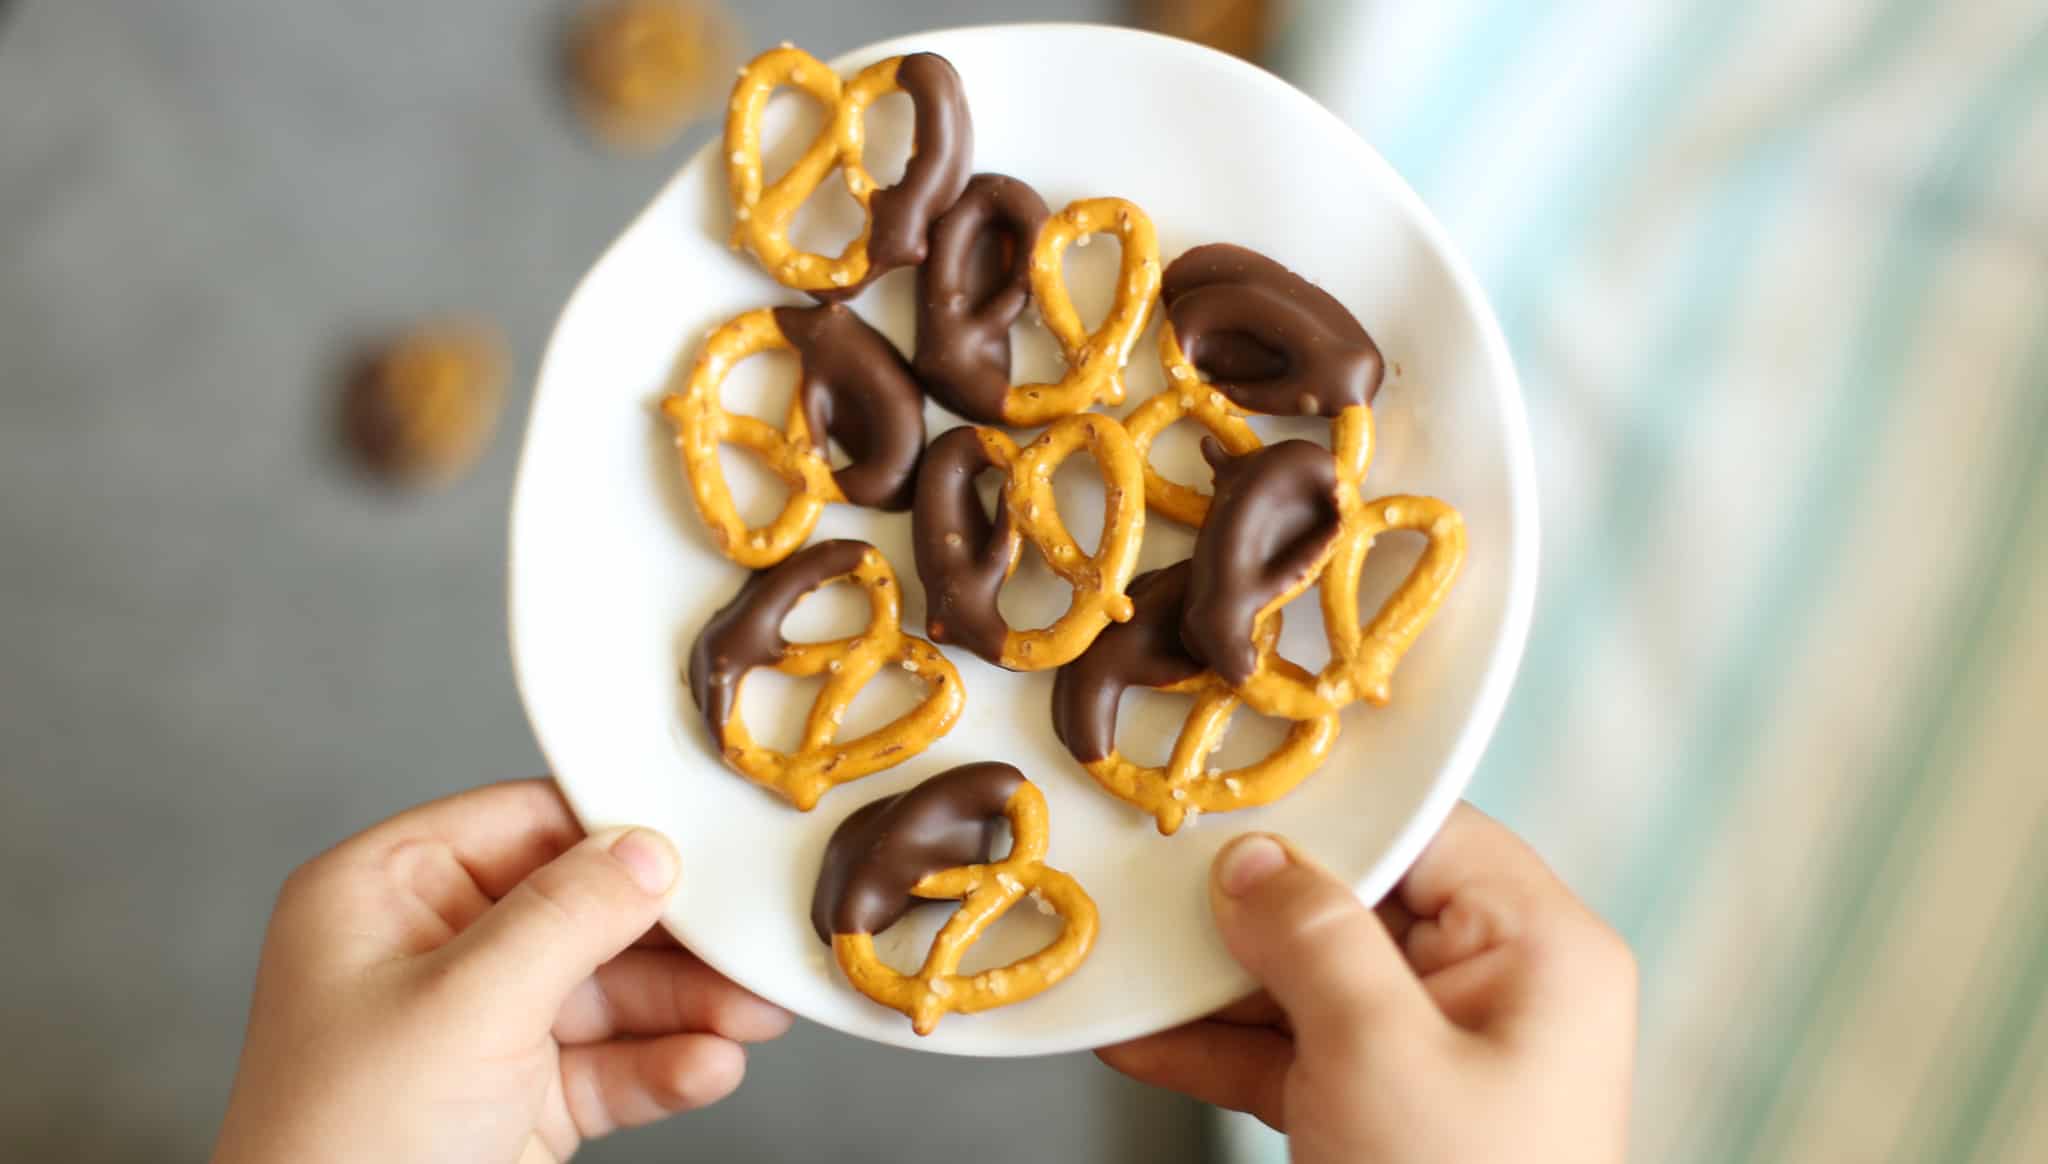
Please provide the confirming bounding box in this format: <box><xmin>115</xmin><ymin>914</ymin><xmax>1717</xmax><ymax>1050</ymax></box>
<box><xmin>511</xmin><ymin>23</ymin><xmax>1536</xmax><ymax>1057</ymax></box>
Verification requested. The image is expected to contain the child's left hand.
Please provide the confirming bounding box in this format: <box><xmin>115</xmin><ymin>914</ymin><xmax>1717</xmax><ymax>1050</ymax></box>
<box><xmin>211</xmin><ymin>779</ymin><xmax>792</xmax><ymax>1164</ymax></box>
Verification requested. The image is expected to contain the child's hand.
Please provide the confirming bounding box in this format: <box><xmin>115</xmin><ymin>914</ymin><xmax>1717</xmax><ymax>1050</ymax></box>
<box><xmin>211</xmin><ymin>779</ymin><xmax>791</xmax><ymax>1164</ymax></box>
<box><xmin>1096</xmin><ymin>804</ymin><xmax>1636</xmax><ymax>1164</ymax></box>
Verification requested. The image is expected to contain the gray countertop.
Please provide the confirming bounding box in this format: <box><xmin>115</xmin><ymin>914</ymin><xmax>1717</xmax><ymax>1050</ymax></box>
<box><xmin>0</xmin><ymin>1</ymin><xmax>1204</xmax><ymax>1159</ymax></box>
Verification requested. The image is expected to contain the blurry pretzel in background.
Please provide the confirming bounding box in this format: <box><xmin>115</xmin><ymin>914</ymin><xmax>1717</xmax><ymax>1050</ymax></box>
<box><xmin>568</xmin><ymin>0</ymin><xmax>736</xmax><ymax>151</ymax></box>
<box><xmin>1137</xmin><ymin>0</ymin><xmax>1275</xmax><ymax>61</ymax></box>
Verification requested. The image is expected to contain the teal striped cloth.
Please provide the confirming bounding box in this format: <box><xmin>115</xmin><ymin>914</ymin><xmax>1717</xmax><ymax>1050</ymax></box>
<box><xmin>1221</xmin><ymin>1</ymin><xmax>2048</xmax><ymax>1160</ymax></box>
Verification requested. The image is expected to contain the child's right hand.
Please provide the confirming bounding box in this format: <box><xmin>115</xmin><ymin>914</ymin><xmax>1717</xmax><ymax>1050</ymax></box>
<box><xmin>1096</xmin><ymin>804</ymin><xmax>1637</xmax><ymax>1164</ymax></box>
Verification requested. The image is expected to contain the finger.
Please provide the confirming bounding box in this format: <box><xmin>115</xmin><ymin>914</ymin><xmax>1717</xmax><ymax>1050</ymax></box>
<box><xmin>379</xmin><ymin>839</ymin><xmax>499</xmax><ymax>954</ymax></box>
<box><xmin>1095</xmin><ymin>1022</ymin><xmax>1292</xmax><ymax>1130</ymax></box>
<box><xmin>1375</xmin><ymin>894</ymin><xmax>1418</xmax><ymax>948</ymax></box>
<box><xmin>1210</xmin><ymin>834</ymin><xmax>1436</xmax><ymax>1055</ymax></box>
<box><xmin>1396</xmin><ymin>807</ymin><xmax>1637</xmax><ymax>1045</ymax></box>
<box><xmin>558</xmin><ymin>1033</ymin><xmax>746</xmax><ymax>1139</ymax></box>
<box><xmin>633</xmin><ymin>924</ymin><xmax>682</xmax><ymax>950</ymax></box>
<box><xmin>436</xmin><ymin>827</ymin><xmax>681</xmax><ymax>1016</ymax></box>
<box><xmin>324</xmin><ymin>779</ymin><xmax>585</xmax><ymax>899</ymax></box>
<box><xmin>553</xmin><ymin>949</ymin><xmax>792</xmax><ymax>1044</ymax></box>
<box><xmin>1396</xmin><ymin>802</ymin><xmax>1570</xmax><ymax>921</ymax></box>
<box><xmin>1211</xmin><ymin>990</ymin><xmax>1287</xmax><ymax>1029</ymax></box>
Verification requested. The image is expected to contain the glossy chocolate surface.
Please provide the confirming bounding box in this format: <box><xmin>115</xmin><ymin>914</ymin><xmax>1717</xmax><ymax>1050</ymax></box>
<box><xmin>687</xmin><ymin>538</ymin><xmax>870</xmax><ymax>739</ymax></box>
<box><xmin>911</xmin><ymin>425</ymin><xmax>1015</xmax><ymax>664</ymax></box>
<box><xmin>1162</xmin><ymin>243</ymin><xmax>1382</xmax><ymax>415</ymax></box>
<box><xmin>810</xmin><ymin>761</ymin><xmax>1025</xmax><ymax>941</ymax></box>
<box><xmin>1050</xmin><ymin>562</ymin><xmax>1205</xmax><ymax>763</ymax></box>
<box><xmin>773</xmin><ymin>304</ymin><xmax>925</xmax><ymax>510</ymax></box>
<box><xmin>912</xmin><ymin>173</ymin><xmax>1050</xmax><ymax>423</ymax></box>
<box><xmin>1181</xmin><ymin>439</ymin><xmax>1343</xmax><ymax>686</ymax></box>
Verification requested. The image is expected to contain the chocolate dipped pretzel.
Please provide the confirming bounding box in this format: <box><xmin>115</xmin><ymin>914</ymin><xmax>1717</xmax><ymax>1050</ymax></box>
<box><xmin>812</xmin><ymin>763</ymin><xmax>1097</xmax><ymax>1035</ymax></box>
<box><xmin>688</xmin><ymin>539</ymin><xmax>963</xmax><ymax>808</ymax></box>
<box><xmin>662</xmin><ymin>303</ymin><xmax>926</xmax><ymax>568</ymax></box>
<box><xmin>725</xmin><ymin>45</ymin><xmax>972</xmax><ymax>298</ymax></box>
<box><xmin>912</xmin><ymin>173</ymin><xmax>1051</xmax><ymax>424</ymax></box>
<box><xmin>1052</xmin><ymin>561</ymin><xmax>1337</xmax><ymax>834</ymax></box>
<box><xmin>912</xmin><ymin>181</ymin><xmax>1161</xmax><ymax>426</ymax></box>
<box><xmin>1181</xmin><ymin>429</ymin><xmax>1466</xmax><ymax>721</ymax></box>
<box><xmin>912</xmin><ymin>414</ymin><xmax>1146</xmax><ymax>671</ymax></box>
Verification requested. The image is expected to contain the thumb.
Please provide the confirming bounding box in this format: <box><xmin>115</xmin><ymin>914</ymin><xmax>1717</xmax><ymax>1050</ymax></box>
<box><xmin>438</xmin><ymin>826</ymin><xmax>680</xmax><ymax>1017</ymax></box>
<box><xmin>1211</xmin><ymin>834</ymin><xmax>1433</xmax><ymax>1055</ymax></box>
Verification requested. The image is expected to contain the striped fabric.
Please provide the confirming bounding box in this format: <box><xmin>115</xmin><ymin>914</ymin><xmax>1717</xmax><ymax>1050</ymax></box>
<box><xmin>1219</xmin><ymin>1</ymin><xmax>2048</xmax><ymax>1160</ymax></box>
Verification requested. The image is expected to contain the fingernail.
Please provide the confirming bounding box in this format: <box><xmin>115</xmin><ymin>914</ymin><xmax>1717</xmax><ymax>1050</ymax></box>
<box><xmin>1217</xmin><ymin>834</ymin><xmax>1288</xmax><ymax>898</ymax></box>
<box><xmin>611</xmin><ymin>828</ymin><xmax>679</xmax><ymax>895</ymax></box>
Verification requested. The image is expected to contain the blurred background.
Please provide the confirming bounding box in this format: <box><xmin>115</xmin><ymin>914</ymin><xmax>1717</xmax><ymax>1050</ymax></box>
<box><xmin>2</xmin><ymin>2</ymin><xmax>2043</xmax><ymax>1163</ymax></box>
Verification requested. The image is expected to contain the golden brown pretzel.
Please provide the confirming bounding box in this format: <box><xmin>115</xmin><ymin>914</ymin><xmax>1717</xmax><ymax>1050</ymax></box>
<box><xmin>687</xmin><ymin>540</ymin><xmax>964</xmax><ymax>810</ymax></box>
<box><xmin>821</xmin><ymin>769</ymin><xmax>1098</xmax><ymax>1035</ymax></box>
<box><xmin>662</xmin><ymin>304</ymin><xmax>927</xmax><ymax>568</ymax></box>
<box><xmin>996</xmin><ymin>198</ymin><xmax>1163</xmax><ymax>426</ymax></box>
<box><xmin>1051</xmin><ymin>562</ymin><xmax>1339</xmax><ymax>835</ymax></box>
<box><xmin>724</xmin><ymin>45</ymin><xmax>970</xmax><ymax>296</ymax></box>
<box><xmin>1239</xmin><ymin>491</ymin><xmax>1467</xmax><ymax>718</ymax></box>
<box><xmin>913</xmin><ymin>414</ymin><xmax>1147</xmax><ymax>671</ymax></box>
<box><xmin>568</xmin><ymin>0</ymin><xmax>735</xmax><ymax>151</ymax></box>
<box><xmin>1183</xmin><ymin>408</ymin><xmax>1469</xmax><ymax>720</ymax></box>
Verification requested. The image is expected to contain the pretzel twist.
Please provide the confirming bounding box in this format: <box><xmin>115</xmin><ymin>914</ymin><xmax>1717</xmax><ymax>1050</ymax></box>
<box><xmin>1055</xmin><ymin>563</ymin><xmax>1341</xmax><ymax>834</ymax></box>
<box><xmin>831</xmin><ymin>781</ymin><xmax>1098</xmax><ymax>1035</ymax></box>
<box><xmin>1237</xmin><ymin>486</ymin><xmax>1469</xmax><ymax>720</ymax></box>
<box><xmin>703</xmin><ymin>545</ymin><xmax>964</xmax><ymax>809</ymax></box>
<box><xmin>661</xmin><ymin>309</ymin><xmax>842</xmax><ymax>567</ymax></box>
<box><xmin>1000</xmin><ymin>198</ymin><xmax>1162</xmax><ymax>426</ymax></box>
<box><xmin>725</xmin><ymin>47</ymin><xmax>895</xmax><ymax>292</ymax></box>
<box><xmin>919</xmin><ymin>414</ymin><xmax>1146</xmax><ymax>671</ymax></box>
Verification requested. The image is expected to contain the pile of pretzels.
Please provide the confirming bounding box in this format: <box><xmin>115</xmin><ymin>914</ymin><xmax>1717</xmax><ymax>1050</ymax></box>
<box><xmin>665</xmin><ymin>44</ymin><xmax>1466</xmax><ymax>1033</ymax></box>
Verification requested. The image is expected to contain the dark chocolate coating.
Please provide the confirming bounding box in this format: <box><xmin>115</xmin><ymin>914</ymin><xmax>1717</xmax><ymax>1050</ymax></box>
<box><xmin>810</xmin><ymin>761</ymin><xmax>1026</xmax><ymax>941</ymax></box>
<box><xmin>687</xmin><ymin>539</ymin><xmax>870</xmax><ymax>740</ymax></box>
<box><xmin>1181</xmin><ymin>440</ymin><xmax>1343</xmax><ymax>686</ymax></box>
<box><xmin>1162</xmin><ymin>243</ymin><xmax>1383</xmax><ymax>415</ymax></box>
<box><xmin>817</xmin><ymin>52</ymin><xmax>973</xmax><ymax>302</ymax></box>
<box><xmin>912</xmin><ymin>173</ymin><xmax>1051</xmax><ymax>423</ymax></box>
<box><xmin>911</xmin><ymin>425</ymin><xmax>1015</xmax><ymax>664</ymax></box>
<box><xmin>773</xmin><ymin>304</ymin><xmax>926</xmax><ymax>511</ymax></box>
<box><xmin>1050</xmin><ymin>562</ymin><xmax>1206</xmax><ymax>763</ymax></box>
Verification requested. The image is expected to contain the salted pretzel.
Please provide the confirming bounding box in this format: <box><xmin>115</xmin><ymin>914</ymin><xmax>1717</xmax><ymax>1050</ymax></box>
<box><xmin>913</xmin><ymin>413</ymin><xmax>1146</xmax><ymax>671</ymax></box>
<box><xmin>662</xmin><ymin>304</ymin><xmax>927</xmax><ymax>568</ymax></box>
<box><xmin>1126</xmin><ymin>243</ymin><xmax>1383</xmax><ymax>525</ymax></box>
<box><xmin>1052</xmin><ymin>562</ymin><xmax>1338</xmax><ymax>835</ymax></box>
<box><xmin>913</xmin><ymin>188</ymin><xmax>1162</xmax><ymax>425</ymax></box>
<box><xmin>811</xmin><ymin>763</ymin><xmax>1097</xmax><ymax>1035</ymax></box>
<box><xmin>725</xmin><ymin>45</ymin><xmax>971</xmax><ymax>297</ymax></box>
<box><xmin>1180</xmin><ymin>414</ymin><xmax>1467</xmax><ymax>720</ymax></box>
<box><xmin>687</xmin><ymin>539</ymin><xmax>964</xmax><ymax>810</ymax></box>
<box><xmin>1000</xmin><ymin>197</ymin><xmax>1162</xmax><ymax>425</ymax></box>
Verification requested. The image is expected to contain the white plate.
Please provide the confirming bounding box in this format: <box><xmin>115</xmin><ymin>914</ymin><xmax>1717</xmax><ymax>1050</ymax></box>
<box><xmin>510</xmin><ymin>23</ymin><xmax>1537</xmax><ymax>1057</ymax></box>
